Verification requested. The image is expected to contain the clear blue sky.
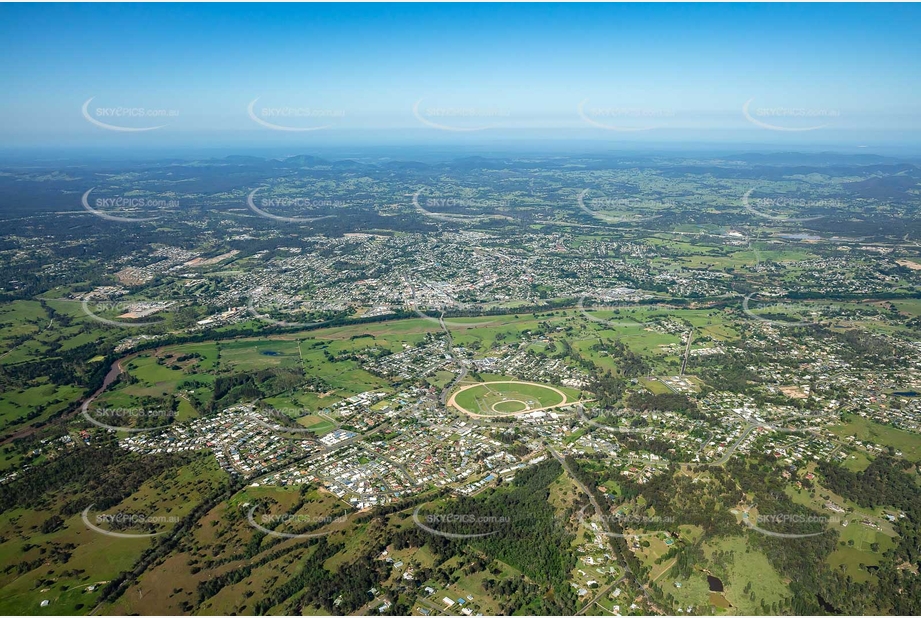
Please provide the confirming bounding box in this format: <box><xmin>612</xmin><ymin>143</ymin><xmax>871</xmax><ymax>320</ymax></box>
<box><xmin>1</xmin><ymin>2</ymin><xmax>919</xmax><ymax>151</ymax></box>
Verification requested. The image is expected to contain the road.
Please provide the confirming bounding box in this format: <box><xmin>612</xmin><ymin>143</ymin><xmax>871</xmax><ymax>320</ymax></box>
<box><xmin>403</xmin><ymin>278</ymin><xmax>471</xmax><ymax>408</ymax></box>
<box><xmin>357</xmin><ymin>442</ymin><xmax>418</xmax><ymax>485</ymax></box>
<box><xmin>550</xmin><ymin>448</ymin><xmax>650</xmax><ymax>614</ymax></box>
<box><xmin>437</xmin><ymin>312</ymin><xmax>468</xmax><ymax>406</ymax></box>
<box><xmin>576</xmin><ymin>573</ymin><xmax>627</xmax><ymax>616</ymax></box>
<box><xmin>710</xmin><ymin>423</ymin><xmax>757</xmax><ymax>466</ymax></box>
<box><xmin>550</xmin><ymin>447</ymin><xmax>607</xmax><ymax>526</ymax></box>
<box><xmin>247</xmin><ymin>422</ymin><xmax>392</xmax><ymax>486</ymax></box>
<box><xmin>575</xmin><ymin>403</ymin><xmax>652</xmax><ymax>435</ymax></box>
<box><xmin>679</xmin><ymin>328</ymin><xmax>694</xmax><ymax>376</ymax></box>
<box><xmin>551</xmin><ymin>447</ymin><xmax>665</xmax><ymax>614</ymax></box>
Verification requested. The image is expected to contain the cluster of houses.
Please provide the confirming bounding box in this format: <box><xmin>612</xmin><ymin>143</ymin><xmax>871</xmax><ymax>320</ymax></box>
<box><xmin>363</xmin><ymin>339</ymin><xmax>450</xmax><ymax>380</ymax></box>
<box><xmin>120</xmin><ymin>405</ymin><xmax>317</xmax><ymax>476</ymax></box>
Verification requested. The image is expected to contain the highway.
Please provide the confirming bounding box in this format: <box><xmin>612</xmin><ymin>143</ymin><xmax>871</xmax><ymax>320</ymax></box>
<box><xmin>438</xmin><ymin>312</ymin><xmax>469</xmax><ymax>406</ymax></box>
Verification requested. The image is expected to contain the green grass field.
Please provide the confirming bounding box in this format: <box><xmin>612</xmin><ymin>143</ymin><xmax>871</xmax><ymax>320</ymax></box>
<box><xmin>0</xmin><ymin>455</ymin><xmax>226</xmax><ymax>616</ymax></box>
<box><xmin>452</xmin><ymin>381</ymin><xmax>567</xmax><ymax>415</ymax></box>
<box><xmin>0</xmin><ymin>299</ymin><xmax>131</xmax><ymax>439</ymax></box>
<box><xmin>830</xmin><ymin>414</ymin><xmax>921</xmax><ymax>462</ymax></box>
<box><xmin>661</xmin><ymin>535</ymin><xmax>791</xmax><ymax>615</ymax></box>
<box><xmin>827</xmin><ymin>520</ymin><xmax>896</xmax><ymax>583</ymax></box>
<box><xmin>784</xmin><ymin>476</ymin><xmax>899</xmax><ymax>583</ymax></box>
<box><xmin>0</xmin><ymin>383</ymin><xmax>84</xmax><ymax>437</ymax></box>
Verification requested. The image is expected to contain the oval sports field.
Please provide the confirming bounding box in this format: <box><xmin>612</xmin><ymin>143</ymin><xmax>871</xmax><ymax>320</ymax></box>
<box><xmin>448</xmin><ymin>380</ymin><xmax>573</xmax><ymax>418</ymax></box>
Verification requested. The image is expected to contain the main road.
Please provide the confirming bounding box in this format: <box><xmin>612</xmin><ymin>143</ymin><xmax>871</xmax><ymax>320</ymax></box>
<box><xmin>437</xmin><ymin>312</ymin><xmax>469</xmax><ymax>406</ymax></box>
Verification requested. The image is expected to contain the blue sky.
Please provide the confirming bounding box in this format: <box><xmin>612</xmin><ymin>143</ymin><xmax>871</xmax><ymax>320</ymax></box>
<box><xmin>1</xmin><ymin>2</ymin><xmax>920</xmax><ymax>151</ymax></box>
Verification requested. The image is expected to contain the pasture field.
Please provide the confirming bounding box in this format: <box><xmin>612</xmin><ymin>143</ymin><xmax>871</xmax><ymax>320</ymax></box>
<box><xmin>827</xmin><ymin>519</ymin><xmax>896</xmax><ymax>583</ymax></box>
<box><xmin>640</xmin><ymin>377</ymin><xmax>676</xmax><ymax>395</ymax></box>
<box><xmin>890</xmin><ymin>298</ymin><xmax>921</xmax><ymax>317</ymax></box>
<box><xmin>218</xmin><ymin>339</ymin><xmax>303</xmax><ymax>371</ymax></box>
<box><xmin>630</xmin><ymin>533</ymin><xmax>676</xmax><ymax>582</ymax></box>
<box><xmin>581</xmin><ymin>321</ymin><xmax>681</xmax><ymax>356</ymax></box>
<box><xmin>427</xmin><ymin>369</ymin><xmax>457</xmax><ymax>391</ymax></box>
<box><xmin>0</xmin><ymin>382</ymin><xmax>84</xmax><ymax>438</ymax></box>
<box><xmin>296</xmin><ymin>414</ymin><xmax>338</xmax><ymax>435</ymax></box>
<box><xmin>785</xmin><ymin>477</ymin><xmax>899</xmax><ymax>528</ymax></box>
<box><xmin>0</xmin><ymin>455</ymin><xmax>226</xmax><ymax>616</ymax></box>
<box><xmin>312</xmin><ymin>317</ymin><xmax>439</xmax><ymax>341</ymax></box>
<box><xmin>255</xmin><ymin>396</ymin><xmax>340</xmax><ymax>434</ymax></box>
<box><xmin>0</xmin><ymin>299</ymin><xmax>128</xmax><ymax>437</ymax></box>
<box><xmin>704</xmin><ymin>536</ymin><xmax>790</xmax><ymax>615</ymax></box>
<box><xmin>659</xmin><ymin>568</ymin><xmax>714</xmax><ymax>613</ymax></box>
<box><xmin>568</xmin><ymin>305</ymin><xmax>733</xmax><ymax>375</ymax></box>
<box><xmin>168</xmin><ymin>341</ymin><xmax>220</xmax><ymax>371</ymax></box>
<box><xmin>0</xmin><ymin>300</ymin><xmax>55</xmax><ymax>364</ymax></box>
<box><xmin>96</xmin><ymin>330</ymin><xmax>392</xmax><ymax>415</ymax></box>
<box><xmin>784</xmin><ymin>479</ymin><xmax>899</xmax><ymax>583</ymax></box>
<box><xmin>659</xmin><ymin>535</ymin><xmax>790</xmax><ymax>615</ymax></box>
<box><xmin>829</xmin><ymin>414</ymin><xmax>921</xmax><ymax>462</ymax></box>
<box><xmin>674</xmin><ymin>250</ymin><xmax>761</xmax><ymax>270</ymax></box>
<box><xmin>841</xmin><ymin>450</ymin><xmax>873</xmax><ymax>472</ymax></box>
<box><xmin>91</xmin><ymin>350</ymin><xmax>214</xmax><ymax>423</ymax></box>
<box><xmin>127</xmin><ymin>353</ymin><xmax>187</xmax><ymax>385</ymax></box>
<box><xmin>106</xmin><ymin>483</ymin><xmax>348</xmax><ymax>616</ymax></box>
